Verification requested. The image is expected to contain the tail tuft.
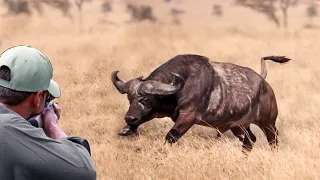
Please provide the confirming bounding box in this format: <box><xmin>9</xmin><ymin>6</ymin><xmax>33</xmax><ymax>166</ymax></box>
<box><xmin>261</xmin><ymin>56</ymin><xmax>291</xmax><ymax>64</ymax></box>
<box><xmin>260</xmin><ymin>55</ymin><xmax>291</xmax><ymax>79</ymax></box>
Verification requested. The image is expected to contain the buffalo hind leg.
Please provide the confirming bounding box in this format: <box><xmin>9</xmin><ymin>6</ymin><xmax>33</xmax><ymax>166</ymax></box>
<box><xmin>216</xmin><ymin>127</ymin><xmax>229</xmax><ymax>138</ymax></box>
<box><xmin>258</xmin><ymin>123</ymin><xmax>278</xmax><ymax>150</ymax></box>
<box><xmin>230</xmin><ymin>126</ymin><xmax>245</xmax><ymax>142</ymax></box>
<box><xmin>242</xmin><ymin>126</ymin><xmax>257</xmax><ymax>153</ymax></box>
<box><xmin>231</xmin><ymin>126</ymin><xmax>257</xmax><ymax>154</ymax></box>
<box><xmin>165</xmin><ymin>109</ymin><xmax>196</xmax><ymax>144</ymax></box>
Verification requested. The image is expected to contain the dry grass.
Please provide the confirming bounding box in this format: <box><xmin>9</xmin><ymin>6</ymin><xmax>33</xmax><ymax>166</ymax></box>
<box><xmin>1</xmin><ymin>0</ymin><xmax>320</xmax><ymax>179</ymax></box>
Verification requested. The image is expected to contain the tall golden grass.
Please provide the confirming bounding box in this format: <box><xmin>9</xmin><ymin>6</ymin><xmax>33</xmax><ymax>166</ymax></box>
<box><xmin>0</xmin><ymin>0</ymin><xmax>319</xmax><ymax>179</ymax></box>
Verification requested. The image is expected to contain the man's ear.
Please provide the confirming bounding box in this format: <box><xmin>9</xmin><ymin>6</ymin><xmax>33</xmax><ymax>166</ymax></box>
<box><xmin>29</xmin><ymin>92</ymin><xmax>42</xmax><ymax>108</ymax></box>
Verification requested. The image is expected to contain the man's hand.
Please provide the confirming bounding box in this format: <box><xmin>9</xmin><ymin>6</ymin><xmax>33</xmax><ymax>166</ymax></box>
<box><xmin>42</xmin><ymin>103</ymin><xmax>67</xmax><ymax>139</ymax></box>
<box><xmin>42</xmin><ymin>103</ymin><xmax>61</xmax><ymax>123</ymax></box>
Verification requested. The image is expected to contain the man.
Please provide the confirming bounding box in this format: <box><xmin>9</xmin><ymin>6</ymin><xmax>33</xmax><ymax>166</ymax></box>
<box><xmin>0</xmin><ymin>45</ymin><xmax>96</xmax><ymax>180</ymax></box>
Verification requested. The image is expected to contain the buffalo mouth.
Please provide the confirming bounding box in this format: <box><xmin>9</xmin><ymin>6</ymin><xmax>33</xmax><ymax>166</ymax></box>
<box><xmin>118</xmin><ymin>124</ymin><xmax>138</xmax><ymax>136</ymax></box>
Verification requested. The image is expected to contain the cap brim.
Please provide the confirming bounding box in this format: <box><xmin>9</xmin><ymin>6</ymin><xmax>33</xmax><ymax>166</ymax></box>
<box><xmin>47</xmin><ymin>79</ymin><xmax>61</xmax><ymax>98</ymax></box>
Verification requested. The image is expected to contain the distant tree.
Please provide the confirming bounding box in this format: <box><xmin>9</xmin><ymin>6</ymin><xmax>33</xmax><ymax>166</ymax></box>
<box><xmin>126</xmin><ymin>3</ymin><xmax>157</xmax><ymax>23</ymax></box>
<box><xmin>235</xmin><ymin>0</ymin><xmax>293</xmax><ymax>28</ymax></box>
<box><xmin>306</xmin><ymin>1</ymin><xmax>318</xmax><ymax>20</ymax></box>
<box><xmin>304</xmin><ymin>0</ymin><xmax>319</xmax><ymax>28</ymax></box>
<box><xmin>170</xmin><ymin>8</ymin><xmax>185</xmax><ymax>25</ymax></box>
<box><xmin>212</xmin><ymin>4</ymin><xmax>223</xmax><ymax>17</ymax></box>
<box><xmin>2</xmin><ymin>0</ymin><xmax>72</xmax><ymax>18</ymax></box>
<box><xmin>74</xmin><ymin>0</ymin><xmax>92</xmax><ymax>30</ymax></box>
<box><xmin>40</xmin><ymin>0</ymin><xmax>72</xmax><ymax>19</ymax></box>
<box><xmin>235</xmin><ymin>0</ymin><xmax>280</xmax><ymax>27</ymax></box>
<box><xmin>2</xmin><ymin>0</ymin><xmax>31</xmax><ymax>16</ymax></box>
<box><xmin>280</xmin><ymin>0</ymin><xmax>291</xmax><ymax>28</ymax></box>
<box><xmin>291</xmin><ymin>0</ymin><xmax>300</xmax><ymax>6</ymax></box>
<box><xmin>101</xmin><ymin>0</ymin><xmax>112</xmax><ymax>14</ymax></box>
<box><xmin>75</xmin><ymin>0</ymin><xmax>92</xmax><ymax>14</ymax></box>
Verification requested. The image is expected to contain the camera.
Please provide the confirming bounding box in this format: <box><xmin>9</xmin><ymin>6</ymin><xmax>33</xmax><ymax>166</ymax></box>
<box><xmin>28</xmin><ymin>94</ymin><xmax>57</xmax><ymax>128</ymax></box>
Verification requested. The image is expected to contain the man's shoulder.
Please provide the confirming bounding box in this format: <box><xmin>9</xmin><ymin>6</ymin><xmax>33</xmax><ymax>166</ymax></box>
<box><xmin>0</xmin><ymin>104</ymin><xmax>27</xmax><ymax>128</ymax></box>
<box><xmin>0</xmin><ymin>113</ymin><xmax>20</xmax><ymax>125</ymax></box>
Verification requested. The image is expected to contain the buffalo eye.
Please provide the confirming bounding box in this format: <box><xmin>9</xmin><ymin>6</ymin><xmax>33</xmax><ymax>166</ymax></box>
<box><xmin>137</xmin><ymin>96</ymin><xmax>148</xmax><ymax>104</ymax></box>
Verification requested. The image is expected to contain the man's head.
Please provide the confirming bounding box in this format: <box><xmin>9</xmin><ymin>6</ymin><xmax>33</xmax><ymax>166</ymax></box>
<box><xmin>0</xmin><ymin>45</ymin><xmax>60</xmax><ymax>118</ymax></box>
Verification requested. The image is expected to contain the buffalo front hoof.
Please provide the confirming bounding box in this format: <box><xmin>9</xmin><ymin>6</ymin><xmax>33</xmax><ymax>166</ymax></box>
<box><xmin>165</xmin><ymin>129</ymin><xmax>181</xmax><ymax>144</ymax></box>
<box><xmin>118</xmin><ymin>125</ymin><xmax>137</xmax><ymax>136</ymax></box>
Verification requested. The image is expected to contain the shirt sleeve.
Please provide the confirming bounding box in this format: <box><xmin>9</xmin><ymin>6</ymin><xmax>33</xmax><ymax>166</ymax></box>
<box><xmin>66</xmin><ymin>136</ymin><xmax>92</xmax><ymax>156</ymax></box>
<box><xmin>2</xmin><ymin>116</ymin><xmax>97</xmax><ymax>180</ymax></box>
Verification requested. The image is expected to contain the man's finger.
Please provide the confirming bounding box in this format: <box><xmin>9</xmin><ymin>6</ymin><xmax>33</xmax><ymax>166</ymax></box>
<box><xmin>52</xmin><ymin>103</ymin><xmax>60</xmax><ymax>111</ymax></box>
<box><xmin>52</xmin><ymin>103</ymin><xmax>61</xmax><ymax>120</ymax></box>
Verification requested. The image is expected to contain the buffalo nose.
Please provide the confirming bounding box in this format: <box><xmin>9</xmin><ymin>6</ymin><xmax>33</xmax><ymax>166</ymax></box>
<box><xmin>125</xmin><ymin>115</ymin><xmax>137</xmax><ymax>122</ymax></box>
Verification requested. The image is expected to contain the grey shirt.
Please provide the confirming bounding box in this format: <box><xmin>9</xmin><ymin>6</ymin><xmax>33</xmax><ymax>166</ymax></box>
<box><xmin>0</xmin><ymin>104</ymin><xmax>97</xmax><ymax>180</ymax></box>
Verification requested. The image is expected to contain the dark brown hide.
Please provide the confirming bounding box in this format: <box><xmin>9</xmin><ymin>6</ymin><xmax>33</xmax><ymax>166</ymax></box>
<box><xmin>111</xmin><ymin>54</ymin><xmax>290</xmax><ymax>152</ymax></box>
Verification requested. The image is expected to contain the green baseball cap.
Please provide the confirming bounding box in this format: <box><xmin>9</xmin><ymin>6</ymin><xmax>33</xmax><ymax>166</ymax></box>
<box><xmin>0</xmin><ymin>45</ymin><xmax>60</xmax><ymax>98</ymax></box>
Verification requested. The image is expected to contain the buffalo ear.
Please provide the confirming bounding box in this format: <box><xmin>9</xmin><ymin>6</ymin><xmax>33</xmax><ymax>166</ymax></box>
<box><xmin>170</xmin><ymin>72</ymin><xmax>185</xmax><ymax>87</ymax></box>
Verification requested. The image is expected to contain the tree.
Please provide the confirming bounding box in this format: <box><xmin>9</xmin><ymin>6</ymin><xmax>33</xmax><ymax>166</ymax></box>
<box><xmin>235</xmin><ymin>0</ymin><xmax>293</xmax><ymax>28</ymax></box>
<box><xmin>40</xmin><ymin>0</ymin><xmax>73</xmax><ymax>19</ymax></box>
<box><xmin>101</xmin><ymin>0</ymin><xmax>112</xmax><ymax>14</ymax></box>
<box><xmin>280</xmin><ymin>0</ymin><xmax>291</xmax><ymax>28</ymax></box>
<box><xmin>306</xmin><ymin>0</ymin><xmax>318</xmax><ymax>21</ymax></box>
<box><xmin>2</xmin><ymin>0</ymin><xmax>72</xmax><ymax>18</ymax></box>
<box><xmin>170</xmin><ymin>8</ymin><xmax>185</xmax><ymax>25</ymax></box>
<box><xmin>126</xmin><ymin>3</ymin><xmax>157</xmax><ymax>23</ymax></box>
<box><xmin>304</xmin><ymin>0</ymin><xmax>319</xmax><ymax>28</ymax></box>
<box><xmin>2</xmin><ymin>0</ymin><xmax>32</xmax><ymax>16</ymax></box>
<box><xmin>212</xmin><ymin>4</ymin><xmax>223</xmax><ymax>17</ymax></box>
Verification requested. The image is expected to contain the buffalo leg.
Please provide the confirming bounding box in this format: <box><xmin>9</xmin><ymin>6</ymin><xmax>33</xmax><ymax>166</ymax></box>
<box><xmin>165</xmin><ymin>110</ymin><xmax>196</xmax><ymax>144</ymax></box>
<box><xmin>241</xmin><ymin>126</ymin><xmax>257</xmax><ymax>153</ymax></box>
<box><xmin>118</xmin><ymin>124</ymin><xmax>139</xmax><ymax>136</ymax></box>
<box><xmin>257</xmin><ymin>83</ymin><xmax>279</xmax><ymax>150</ymax></box>
<box><xmin>215</xmin><ymin>127</ymin><xmax>229</xmax><ymax>138</ymax></box>
<box><xmin>231</xmin><ymin>126</ymin><xmax>245</xmax><ymax>142</ymax></box>
<box><xmin>258</xmin><ymin>123</ymin><xmax>278</xmax><ymax>149</ymax></box>
<box><xmin>118</xmin><ymin>118</ymin><xmax>154</xmax><ymax>136</ymax></box>
<box><xmin>214</xmin><ymin>128</ymin><xmax>223</xmax><ymax>138</ymax></box>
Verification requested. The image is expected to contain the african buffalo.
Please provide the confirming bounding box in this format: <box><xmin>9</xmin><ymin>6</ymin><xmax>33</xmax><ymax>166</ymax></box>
<box><xmin>111</xmin><ymin>54</ymin><xmax>290</xmax><ymax>152</ymax></box>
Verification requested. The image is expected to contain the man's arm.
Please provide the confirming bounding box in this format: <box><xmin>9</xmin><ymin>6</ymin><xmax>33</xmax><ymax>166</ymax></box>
<box><xmin>41</xmin><ymin>103</ymin><xmax>92</xmax><ymax>154</ymax></box>
<box><xmin>43</xmin><ymin>121</ymin><xmax>67</xmax><ymax>138</ymax></box>
<box><xmin>42</xmin><ymin>103</ymin><xmax>67</xmax><ymax>139</ymax></box>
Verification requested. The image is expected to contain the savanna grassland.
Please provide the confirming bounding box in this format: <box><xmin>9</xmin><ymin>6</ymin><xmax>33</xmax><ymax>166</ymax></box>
<box><xmin>0</xmin><ymin>0</ymin><xmax>319</xmax><ymax>179</ymax></box>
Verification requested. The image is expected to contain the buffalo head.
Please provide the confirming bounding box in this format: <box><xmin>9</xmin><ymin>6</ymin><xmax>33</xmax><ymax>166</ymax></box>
<box><xmin>111</xmin><ymin>71</ymin><xmax>184</xmax><ymax>132</ymax></box>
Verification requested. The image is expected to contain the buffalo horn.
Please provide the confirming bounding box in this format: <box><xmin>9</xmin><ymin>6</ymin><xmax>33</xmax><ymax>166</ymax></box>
<box><xmin>111</xmin><ymin>71</ymin><xmax>127</xmax><ymax>94</ymax></box>
<box><xmin>139</xmin><ymin>73</ymin><xmax>185</xmax><ymax>95</ymax></box>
